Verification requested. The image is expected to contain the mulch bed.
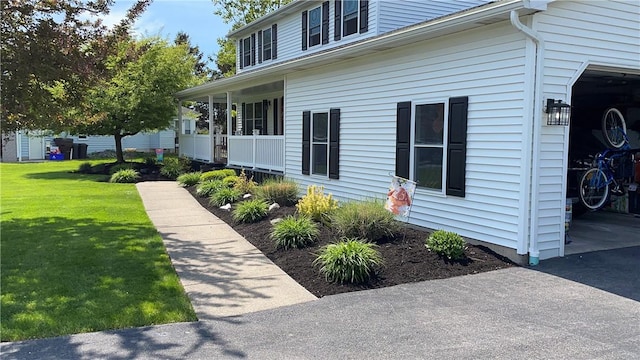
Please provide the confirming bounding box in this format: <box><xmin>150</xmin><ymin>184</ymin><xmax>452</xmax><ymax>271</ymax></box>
<box><xmin>185</xmin><ymin>186</ymin><xmax>517</xmax><ymax>298</ymax></box>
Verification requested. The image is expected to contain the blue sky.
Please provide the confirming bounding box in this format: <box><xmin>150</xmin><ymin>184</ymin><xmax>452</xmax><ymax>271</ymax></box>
<box><xmin>107</xmin><ymin>1</ymin><xmax>231</xmax><ymax>64</ymax></box>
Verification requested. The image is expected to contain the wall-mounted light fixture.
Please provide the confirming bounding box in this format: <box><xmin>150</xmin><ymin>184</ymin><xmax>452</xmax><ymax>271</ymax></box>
<box><xmin>545</xmin><ymin>99</ymin><xmax>571</xmax><ymax>126</ymax></box>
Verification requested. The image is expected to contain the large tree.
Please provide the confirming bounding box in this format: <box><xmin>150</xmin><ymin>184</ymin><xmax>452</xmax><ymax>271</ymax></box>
<box><xmin>77</xmin><ymin>37</ymin><xmax>200</xmax><ymax>163</ymax></box>
<box><xmin>0</xmin><ymin>0</ymin><xmax>151</xmax><ymax>134</ymax></box>
<box><xmin>211</xmin><ymin>0</ymin><xmax>292</xmax><ymax>77</ymax></box>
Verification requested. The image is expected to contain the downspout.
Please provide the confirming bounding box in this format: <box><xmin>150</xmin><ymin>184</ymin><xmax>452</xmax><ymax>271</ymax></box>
<box><xmin>16</xmin><ymin>130</ymin><xmax>22</xmax><ymax>162</ymax></box>
<box><xmin>510</xmin><ymin>9</ymin><xmax>544</xmax><ymax>265</ymax></box>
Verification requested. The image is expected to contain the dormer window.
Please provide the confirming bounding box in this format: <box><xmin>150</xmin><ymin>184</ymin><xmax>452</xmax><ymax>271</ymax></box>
<box><xmin>309</xmin><ymin>7</ymin><xmax>321</xmax><ymax>47</ymax></box>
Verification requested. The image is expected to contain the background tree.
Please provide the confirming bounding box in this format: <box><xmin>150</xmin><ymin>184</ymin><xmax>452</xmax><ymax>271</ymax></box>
<box><xmin>77</xmin><ymin>37</ymin><xmax>201</xmax><ymax>163</ymax></box>
<box><xmin>211</xmin><ymin>0</ymin><xmax>292</xmax><ymax>78</ymax></box>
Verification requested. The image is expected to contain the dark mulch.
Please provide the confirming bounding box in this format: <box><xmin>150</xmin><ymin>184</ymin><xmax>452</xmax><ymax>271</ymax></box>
<box><xmin>185</xmin><ymin>186</ymin><xmax>517</xmax><ymax>298</ymax></box>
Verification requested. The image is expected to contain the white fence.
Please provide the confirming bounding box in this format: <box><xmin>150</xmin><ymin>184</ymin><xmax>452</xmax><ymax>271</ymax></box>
<box><xmin>228</xmin><ymin>135</ymin><xmax>284</xmax><ymax>172</ymax></box>
<box><xmin>179</xmin><ymin>134</ymin><xmax>211</xmax><ymax>162</ymax></box>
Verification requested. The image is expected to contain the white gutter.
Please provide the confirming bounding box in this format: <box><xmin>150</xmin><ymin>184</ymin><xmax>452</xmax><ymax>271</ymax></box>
<box><xmin>510</xmin><ymin>9</ymin><xmax>545</xmax><ymax>266</ymax></box>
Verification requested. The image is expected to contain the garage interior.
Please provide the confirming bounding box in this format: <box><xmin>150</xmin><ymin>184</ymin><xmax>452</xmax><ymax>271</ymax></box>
<box><xmin>565</xmin><ymin>68</ymin><xmax>640</xmax><ymax>256</ymax></box>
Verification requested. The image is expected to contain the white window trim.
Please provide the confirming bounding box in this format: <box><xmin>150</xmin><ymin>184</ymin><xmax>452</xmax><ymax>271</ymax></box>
<box><xmin>308</xmin><ymin>5</ymin><xmax>322</xmax><ymax>48</ymax></box>
<box><xmin>242</xmin><ymin>37</ymin><xmax>251</xmax><ymax>68</ymax></box>
<box><xmin>311</xmin><ymin>111</ymin><xmax>329</xmax><ymax>177</ymax></box>
<box><xmin>262</xmin><ymin>27</ymin><xmax>272</xmax><ymax>61</ymax></box>
<box><xmin>343</xmin><ymin>0</ymin><xmax>359</xmax><ymax>37</ymax></box>
<box><xmin>409</xmin><ymin>98</ymin><xmax>449</xmax><ymax>195</ymax></box>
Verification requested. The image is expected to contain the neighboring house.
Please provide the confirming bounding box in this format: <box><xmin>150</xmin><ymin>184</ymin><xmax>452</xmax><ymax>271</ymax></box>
<box><xmin>175</xmin><ymin>0</ymin><xmax>640</xmax><ymax>263</ymax></box>
<box><xmin>2</xmin><ymin>108</ymin><xmax>196</xmax><ymax>161</ymax></box>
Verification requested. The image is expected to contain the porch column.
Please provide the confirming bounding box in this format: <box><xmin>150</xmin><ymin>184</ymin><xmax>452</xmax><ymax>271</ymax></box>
<box><xmin>226</xmin><ymin>91</ymin><xmax>232</xmax><ymax>166</ymax></box>
<box><xmin>209</xmin><ymin>94</ymin><xmax>214</xmax><ymax>162</ymax></box>
<box><xmin>177</xmin><ymin>101</ymin><xmax>182</xmax><ymax>156</ymax></box>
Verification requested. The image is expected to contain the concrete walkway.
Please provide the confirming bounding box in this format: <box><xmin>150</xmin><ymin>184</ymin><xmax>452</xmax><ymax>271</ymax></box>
<box><xmin>135</xmin><ymin>182</ymin><xmax>316</xmax><ymax>320</ymax></box>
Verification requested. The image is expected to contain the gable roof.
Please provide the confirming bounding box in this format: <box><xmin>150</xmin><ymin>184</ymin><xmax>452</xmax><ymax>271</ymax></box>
<box><xmin>177</xmin><ymin>0</ymin><xmax>548</xmax><ymax>100</ymax></box>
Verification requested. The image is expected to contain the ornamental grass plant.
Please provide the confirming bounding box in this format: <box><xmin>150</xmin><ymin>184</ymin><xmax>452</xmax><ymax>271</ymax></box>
<box><xmin>270</xmin><ymin>215</ymin><xmax>319</xmax><ymax>249</ymax></box>
<box><xmin>314</xmin><ymin>238</ymin><xmax>383</xmax><ymax>284</ymax></box>
<box><xmin>331</xmin><ymin>200</ymin><xmax>399</xmax><ymax>242</ymax></box>
<box><xmin>232</xmin><ymin>199</ymin><xmax>269</xmax><ymax>223</ymax></box>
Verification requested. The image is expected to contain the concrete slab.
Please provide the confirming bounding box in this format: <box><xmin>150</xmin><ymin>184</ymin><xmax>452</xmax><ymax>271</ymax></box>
<box><xmin>566</xmin><ymin>210</ymin><xmax>640</xmax><ymax>255</ymax></box>
<box><xmin>135</xmin><ymin>182</ymin><xmax>316</xmax><ymax>320</ymax></box>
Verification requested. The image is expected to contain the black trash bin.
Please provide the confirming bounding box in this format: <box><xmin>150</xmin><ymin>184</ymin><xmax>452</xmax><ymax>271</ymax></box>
<box><xmin>54</xmin><ymin>138</ymin><xmax>74</xmax><ymax>160</ymax></box>
<box><xmin>77</xmin><ymin>143</ymin><xmax>88</xmax><ymax>159</ymax></box>
<box><xmin>72</xmin><ymin>143</ymin><xmax>80</xmax><ymax>159</ymax></box>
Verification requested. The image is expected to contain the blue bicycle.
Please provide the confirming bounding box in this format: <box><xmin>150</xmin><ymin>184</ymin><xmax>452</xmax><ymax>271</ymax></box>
<box><xmin>579</xmin><ymin>108</ymin><xmax>635</xmax><ymax>210</ymax></box>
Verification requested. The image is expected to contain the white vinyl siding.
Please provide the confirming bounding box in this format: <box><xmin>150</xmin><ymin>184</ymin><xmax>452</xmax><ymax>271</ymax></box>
<box><xmin>285</xmin><ymin>22</ymin><xmax>527</xmax><ymax>251</ymax></box>
<box><xmin>377</xmin><ymin>0</ymin><xmax>491</xmax><ymax>33</ymax></box>
<box><xmin>532</xmin><ymin>0</ymin><xmax>640</xmax><ymax>259</ymax></box>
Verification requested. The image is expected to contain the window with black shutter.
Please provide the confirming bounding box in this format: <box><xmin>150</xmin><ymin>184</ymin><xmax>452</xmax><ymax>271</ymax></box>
<box><xmin>272</xmin><ymin>24</ymin><xmax>278</xmax><ymax>59</ymax></box>
<box><xmin>302</xmin><ymin>109</ymin><xmax>340</xmax><ymax>178</ymax></box>
<box><xmin>395</xmin><ymin>98</ymin><xmax>468</xmax><ymax>196</ymax></box>
<box><xmin>242</xmin><ymin>37</ymin><xmax>251</xmax><ymax>68</ymax></box>
<box><xmin>322</xmin><ymin>1</ymin><xmax>329</xmax><ymax>45</ymax></box>
<box><xmin>250</xmin><ymin>33</ymin><xmax>256</xmax><ymax>65</ymax></box>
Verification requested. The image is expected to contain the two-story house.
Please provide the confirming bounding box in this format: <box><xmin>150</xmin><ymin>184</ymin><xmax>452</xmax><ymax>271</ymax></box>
<box><xmin>176</xmin><ymin>0</ymin><xmax>640</xmax><ymax>264</ymax></box>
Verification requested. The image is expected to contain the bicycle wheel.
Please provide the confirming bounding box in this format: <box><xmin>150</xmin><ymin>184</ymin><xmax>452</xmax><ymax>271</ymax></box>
<box><xmin>601</xmin><ymin>107</ymin><xmax>627</xmax><ymax>149</ymax></box>
<box><xmin>579</xmin><ymin>168</ymin><xmax>609</xmax><ymax>211</ymax></box>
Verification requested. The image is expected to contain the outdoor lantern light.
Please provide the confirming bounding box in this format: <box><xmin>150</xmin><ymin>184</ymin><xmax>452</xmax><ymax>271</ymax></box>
<box><xmin>545</xmin><ymin>99</ymin><xmax>571</xmax><ymax>126</ymax></box>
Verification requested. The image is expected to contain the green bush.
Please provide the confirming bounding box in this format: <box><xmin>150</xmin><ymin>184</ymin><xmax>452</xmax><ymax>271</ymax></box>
<box><xmin>201</xmin><ymin>169</ymin><xmax>236</xmax><ymax>182</ymax></box>
<box><xmin>109</xmin><ymin>163</ymin><xmax>135</xmax><ymax>174</ymax></box>
<box><xmin>296</xmin><ymin>185</ymin><xmax>338</xmax><ymax>223</ymax></box>
<box><xmin>177</xmin><ymin>172</ymin><xmax>202</xmax><ymax>187</ymax></box>
<box><xmin>331</xmin><ymin>200</ymin><xmax>399</xmax><ymax>242</ymax></box>
<box><xmin>144</xmin><ymin>156</ymin><xmax>156</xmax><ymax>167</ymax></box>
<box><xmin>109</xmin><ymin>169</ymin><xmax>140</xmax><ymax>183</ymax></box>
<box><xmin>160</xmin><ymin>157</ymin><xmax>191</xmax><ymax>179</ymax></box>
<box><xmin>196</xmin><ymin>180</ymin><xmax>225</xmax><ymax>197</ymax></box>
<box><xmin>425</xmin><ymin>230</ymin><xmax>466</xmax><ymax>260</ymax></box>
<box><xmin>222</xmin><ymin>175</ymin><xmax>239</xmax><ymax>187</ymax></box>
<box><xmin>257</xmin><ymin>178</ymin><xmax>299</xmax><ymax>206</ymax></box>
<box><xmin>209</xmin><ymin>187</ymin><xmax>241</xmax><ymax>207</ymax></box>
<box><xmin>271</xmin><ymin>215</ymin><xmax>319</xmax><ymax>249</ymax></box>
<box><xmin>233</xmin><ymin>169</ymin><xmax>257</xmax><ymax>194</ymax></box>
<box><xmin>232</xmin><ymin>199</ymin><xmax>269</xmax><ymax>223</ymax></box>
<box><xmin>314</xmin><ymin>238</ymin><xmax>383</xmax><ymax>284</ymax></box>
<box><xmin>78</xmin><ymin>162</ymin><xmax>92</xmax><ymax>174</ymax></box>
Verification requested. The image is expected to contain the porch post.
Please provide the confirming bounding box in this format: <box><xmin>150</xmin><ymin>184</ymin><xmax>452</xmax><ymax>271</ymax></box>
<box><xmin>209</xmin><ymin>94</ymin><xmax>214</xmax><ymax>162</ymax></box>
<box><xmin>226</xmin><ymin>91</ymin><xmax>232</xmax><ymax>166</ymax></box>
<box><xmin>177</xmin><ymin>101</ymin><xmax>182</xmax><ymax>156</ymax></box>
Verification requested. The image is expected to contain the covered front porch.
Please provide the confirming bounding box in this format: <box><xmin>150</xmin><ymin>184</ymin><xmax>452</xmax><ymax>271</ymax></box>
<box><xmin>176</xmin><ymin>79</ymin><xmax>285</xmax><ymax>173</ymax></box>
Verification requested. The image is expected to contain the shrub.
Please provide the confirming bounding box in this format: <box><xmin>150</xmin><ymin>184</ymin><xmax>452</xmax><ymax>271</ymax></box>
<box><xmin>313</xmin><ymin>238</ymin><xmax>383</xmax><ymax>284</ymax></box>
<box><xmin>271</xmin><ymin>216</ymin><xmax>319</xmax><ymax>249</ymax></box>
<box><xmin>257</xmin><ymin>178</ymin><xmax>299</xmax><ymax>206</ymax></box>
<box><xmin>201</xmin><ymin>169</ymin><xmax>236</xmax><ymax>182</ymax></box>
<box><xmin>331</xmin><ymin>200</ymin><xmax>399</xmax><ymax>242</ymax></box>
<box><xmin>109</xmin><ymin>169</ymin><xmax>140</xmax><ymax>183</ymax></box>
<box><xmin>233</xmin><ymin>169</ymin><xmax>257</xmax><ymax>194</ymax></box>
<box><xmin>425</xmin><ymin>230</ymin><xmax>466</xmax><ymax>260</ymax></box>
<box><xmin>109</xmin><ymin>163</ymin><xmax>135</xmax><ymax>174</ymax></box>
<box><xmin>144</xmin><ymin>156</ymin><xmax>156</xmax><ymax>167</ymax></box>
<box><xmin>209</xmin><ymin>187</ymin><xmax>241</xmax><ymax>207</ymax></box>
<box><xmin>296</xmin><ymin>185</ymin><xmax>338</xmax><ymax>223</ymax></box>
<box><xmin>232</xmin><ymin>199</ymin><xmax>269</xmax><ymax>223</ymax></box>
<box><xmin>222</xmin><ymin>175</ymin><xmax>239</xmax><ymax>187</ymax></box>
<box><xmin>160</xmin><ymin>157</ymin><xmax>191</xmax><ymax>179</ymax></box>
<box><xmin>177</xmin><ymin>172</ymin><xmax>202</xmax><ymax>187</ymax></box>
<box><xmin>196</xmin><ymin>180</ymin><xmax>225</xmax><ymax>197</ymax></box>
<box><xmin>78</xmin><ymin>162</ymin><xmax>92</xmax><ymax>174</ymax></box>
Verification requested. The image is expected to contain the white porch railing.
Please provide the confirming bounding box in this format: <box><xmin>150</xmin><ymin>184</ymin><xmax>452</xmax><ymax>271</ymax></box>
<box><xmin>179</xmin><ymin>134</ymin><xmax>212</xmax><ymax>162</ymax></box>
<box><xmin>228</xmin><ymin>135</ymin><xmax>284</xmax><ymax>172</ymax></box>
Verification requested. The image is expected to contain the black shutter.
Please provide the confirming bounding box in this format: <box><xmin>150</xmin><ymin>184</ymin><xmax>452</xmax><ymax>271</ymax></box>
<box><xmin>272</xmin><ymin>24</ymin><xmax>278</xmax><ymax>59</ymax></box>
<box><xmin>359</xmin><ymin>0</ymin><xmax>369</xmax><ymax>34</ymax></box>
<box><xmin>396</xmin><ymin>101</ymin><xmax>411</xmax><ymax>179</ymax></box>
<box><xmin>329</xmin><ymin>108</ymin><xmax>340</xmax><ymax>179</ymax></box>
<box><xmin>322</xmin><ymin>1</ymin><xmax>329</xmax><ymax>45</ymax></box>
<box><xmin>250</xmin><ymin>33</ymin><xmax>256</xmax><ymax>65</ymax></box>
<box><xmin>446</xmin><ymin>96</ymin><xmax>468</xmax><ymax>197</ymax></box>
<box><xmin>273</xmin><ymin>98</ymin><xmax>279</xmax><ymax>135</ymax></box>
<box><xmin>262</xmin><ymin>99</ymin><xmax>269</xmax><ymax>134</ymax></box>
<box><xmin>239</xmin><ymin>39</ymin><xmax>244</xmax><ymax>69</ymax></box>
<box><xmin>302</xmin><ymin>11</ymin><xmax>308</xmax><ymax>51</ymax></box>
<box><xmin>334</xmin><ymin>0</ymin><xmax>342</xmax><ymax>40</ymax></box>
<box><xmin>258</xmin><ymin>30</ymin><xmax>263</xmax><ymax>63</ymax></box>
<box><xmin>302</xmin><ymin>111</ymin><xmax>311</xmax><ymax>175</ymax></box>
<box><xmin>242</xmin><ymin>103</ymin><xmax>247</xmax><ymax>135</ymax></box>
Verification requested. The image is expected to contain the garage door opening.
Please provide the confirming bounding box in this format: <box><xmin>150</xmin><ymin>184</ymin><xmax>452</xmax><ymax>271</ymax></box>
<box><xmin>566</xmin><ymin>68</ymin><xmax>640</xmax><ymax>255</ymax></box>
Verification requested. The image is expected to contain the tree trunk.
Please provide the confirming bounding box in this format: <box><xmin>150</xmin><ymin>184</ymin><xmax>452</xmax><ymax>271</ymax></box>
<box><xmin>114</xmin><ymin>133</ymin><xmax>125</xmax><ymax>163</ymax></box>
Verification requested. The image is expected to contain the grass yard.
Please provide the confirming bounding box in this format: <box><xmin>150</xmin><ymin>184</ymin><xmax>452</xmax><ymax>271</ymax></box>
<box><xmin>0</xmin><ymin>161</ymin><xmax>196</xmax><ymax>342</ymax></box>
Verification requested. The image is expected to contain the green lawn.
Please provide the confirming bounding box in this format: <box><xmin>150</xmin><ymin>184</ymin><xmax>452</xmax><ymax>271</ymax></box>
<box><xmin>0</xmin><ymin>161</ymin><xmax>196</xmax><ymax>341</ymax></box>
